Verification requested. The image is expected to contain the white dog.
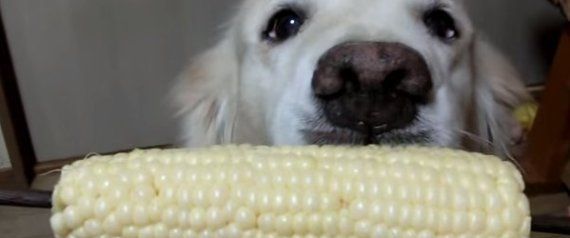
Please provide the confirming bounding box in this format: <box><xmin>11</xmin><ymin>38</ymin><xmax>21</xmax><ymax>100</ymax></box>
<box><xmin>174</xmin><ymin>0</ymin><xmax>531</xmax><ymax>159</ymax></box>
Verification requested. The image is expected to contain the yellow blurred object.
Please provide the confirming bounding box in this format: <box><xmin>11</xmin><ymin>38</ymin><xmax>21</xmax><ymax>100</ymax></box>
<box><xmin>514</xmin><ymin>103</ymin><xmax>539</xmax><ymax>131</ymax></box>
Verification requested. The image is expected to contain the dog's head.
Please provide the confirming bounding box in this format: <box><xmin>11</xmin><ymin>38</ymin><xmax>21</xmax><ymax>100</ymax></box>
<box><xmin>174</xmin><ymin>0</ymin><xmax>531</xmax><ymax>157</ymax></box>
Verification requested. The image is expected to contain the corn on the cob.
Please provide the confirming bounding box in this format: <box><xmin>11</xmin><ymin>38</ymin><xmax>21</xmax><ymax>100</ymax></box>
<box><xmin>51</xmin><ymin>145</ymin><xmax>530</xmax><ymax>238</ymax></box>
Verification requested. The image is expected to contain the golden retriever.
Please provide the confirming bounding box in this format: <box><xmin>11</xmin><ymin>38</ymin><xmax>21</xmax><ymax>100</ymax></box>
<box><xmin>173</xmin><ymin>0</ymin><xmax>531</xmax><ymax>159</ymax></box>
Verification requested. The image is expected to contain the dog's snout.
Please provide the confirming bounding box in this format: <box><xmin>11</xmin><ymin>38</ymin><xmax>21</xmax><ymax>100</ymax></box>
<box><xmin>312</xmin><ymin>42</ymin><xmax>432</xmax><ymax>136</ymax></box>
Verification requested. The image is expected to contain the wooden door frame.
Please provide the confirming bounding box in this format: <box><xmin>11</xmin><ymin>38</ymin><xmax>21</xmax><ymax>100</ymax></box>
<box><xmin>521</xmin><ymin>25</ymin><xmax>570</xmax><ymax>193</ymax></box>
<box><xmin>0</xmin><ymin>10</ymin><xmax>37</xmax><ymax>189</ymax></box>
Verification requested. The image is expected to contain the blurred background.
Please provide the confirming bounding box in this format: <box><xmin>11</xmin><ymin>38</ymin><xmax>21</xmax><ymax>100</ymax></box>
<box><xmin>0</xmin><ymin>0</ymin><xmax>566</xmax><ymax>166</ymax></box>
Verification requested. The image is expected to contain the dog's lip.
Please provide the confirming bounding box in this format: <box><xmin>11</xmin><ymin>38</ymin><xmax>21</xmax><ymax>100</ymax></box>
<box><xmin>301</xmin><ymin>125</ymin><xmax>433</xmax><ymax>145</ymax></box>
<box><xmin>301</xmin><ymin>112</ymin><xmax>431</xmax><ymax>145</ymax></box>
<box><xmin>300</xmin><ymin>129</ymin><xmax>370</xmax><ymax>145</ymax></box>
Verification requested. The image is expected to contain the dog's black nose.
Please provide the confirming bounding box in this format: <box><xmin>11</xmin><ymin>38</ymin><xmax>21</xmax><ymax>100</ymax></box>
<box><xmin>312</xmin><ymin>42</ymin><xmax>432</xmax><ymax>135</ymax></box>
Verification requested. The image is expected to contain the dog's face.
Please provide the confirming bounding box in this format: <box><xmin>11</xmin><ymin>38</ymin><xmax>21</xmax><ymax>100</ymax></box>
<box><xmin>175</xmin><ymin>0</ymin><xmax>530</xmax><ymax>157</ymax></box>
<box><xmin>239</xmin><ymin>0</ymin><xmax>475</xmax><ymax>146</ymax></box>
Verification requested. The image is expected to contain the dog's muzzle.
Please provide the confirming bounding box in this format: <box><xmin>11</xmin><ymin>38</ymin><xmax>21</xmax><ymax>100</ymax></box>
<box><xmin>312</xmin><ymin>42</ymin><xmax>433</xmax><ymax>138</ymax></box>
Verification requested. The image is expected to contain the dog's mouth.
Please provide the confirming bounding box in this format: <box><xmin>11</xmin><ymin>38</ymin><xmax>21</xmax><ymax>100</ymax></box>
<box><xmin>301</xmin><ymin>115</ymin><xmax>433</xmax><ymax>146</ymax></box>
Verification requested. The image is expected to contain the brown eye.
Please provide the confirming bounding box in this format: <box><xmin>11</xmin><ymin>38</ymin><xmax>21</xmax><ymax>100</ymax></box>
<box><xmin>263</xmin><ymin>9</ymin><xmax>305</xmax><ymax>43</ymax></box>
<box><xmin>423</xmin><ymin>9</ymin><xmax>460</xmax><ymax>42</ymax></box>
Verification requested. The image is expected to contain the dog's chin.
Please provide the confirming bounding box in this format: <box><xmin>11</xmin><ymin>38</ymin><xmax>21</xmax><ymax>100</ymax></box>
<box><xmin>301</xmin><ymin>117</ymin><xmax>434</xmax><ymax>146</ymax></box>
<box><xmin>302</xmin><ymin>128</ymin><xmax>433</xmax><ymax>145</ymax></box>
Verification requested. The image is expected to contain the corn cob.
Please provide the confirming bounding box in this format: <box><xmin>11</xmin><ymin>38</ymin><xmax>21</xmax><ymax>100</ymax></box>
<box><xmin>51</xmin><ymin>145</ymin><xmax>530</xmax><ymax>238</ymax></box>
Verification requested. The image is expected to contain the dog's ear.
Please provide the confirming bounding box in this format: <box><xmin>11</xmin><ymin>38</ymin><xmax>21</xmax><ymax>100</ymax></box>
<box><xmin>471</xmin><ymin>38</ymin><xmax>532</xmax><ymax>159</ymax></box>
<box><xmin>172</xmin><ymin>39</ymin><xmax>239</xmax><ymax>147</ymax></box>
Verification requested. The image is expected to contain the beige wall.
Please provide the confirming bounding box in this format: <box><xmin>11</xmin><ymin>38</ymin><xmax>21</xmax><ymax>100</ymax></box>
<box><xmin>0</xmin><ymin>0</ymin><xmax>234</xmax><ymax>161</ymax></box>
<box><xmin>0</xmin><ymin>126</ymin><xmax>10</xmax><ymax>169</ymax></box>
<box><xmin>466</xmin><ymin>0</ymin><xmax>565</xmax><ymax>85</ymax></box>
<box><xmin>0</xmin><ymin>1</ymin><xmax>564</xmax><ymax>162</ymax></box>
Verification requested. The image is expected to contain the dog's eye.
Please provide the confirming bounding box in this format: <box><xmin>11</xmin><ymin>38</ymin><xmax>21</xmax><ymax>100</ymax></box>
<box><xmin>423</xmin><ymin>9</ymin><xmax>460</xmax><ymax>42</ymax></box>
<box><xmin>263</xmin><ymin>9</ymin><xmax>305</xmax><ymax>43</ymax></box>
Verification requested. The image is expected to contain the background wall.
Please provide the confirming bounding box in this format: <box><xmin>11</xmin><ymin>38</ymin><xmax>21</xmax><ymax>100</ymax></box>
<box><xmin>465</xmin><ymin>0</ymin><xmax>566</xmax><ymax>86</ymax></box>
<box><xmin>0</xmin><ymin>0</ymin><xmax>565</xmax><ymax>162</ymax></box>
<box><xmin>0</xmin><ymin>0</ymin><xmax>234</xmax><ymax>161</ymax></box>
<box><xmin>0</xmin><ymin>126</ymin><xmax>10</xmax><ymax>169</ymax></box>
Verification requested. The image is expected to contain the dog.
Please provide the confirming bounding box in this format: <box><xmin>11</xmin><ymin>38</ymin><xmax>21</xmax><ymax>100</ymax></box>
<box><xmin>173</xmin><ymin>0</ymin><xmax>531</xmax><ymax>159</ymax></box>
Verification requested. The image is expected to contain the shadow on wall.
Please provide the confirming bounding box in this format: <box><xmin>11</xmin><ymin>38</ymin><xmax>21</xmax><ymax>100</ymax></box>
<box><xmin>0</xmin><ymin>126</ymin><xmax>10</xmax><ymax>169</ymax></box>
<box><xmin>465</xmin><ymin>0</ymin><xmax>566</xmax><ymax>86</ymax></box>
<box><xmin>532</xmin><ymin>19</ymin><xmax>563</xmax><ymax>71</ymax></box>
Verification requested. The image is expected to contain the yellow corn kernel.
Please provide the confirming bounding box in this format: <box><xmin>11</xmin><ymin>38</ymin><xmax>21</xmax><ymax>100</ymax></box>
<box><xmin>51</xmin><ymin>145</ymin><xmax>531</xmax><ymax>238</ymax></box>
<box><xmin>514</xmin><ymin>102</ymin><xmax>538</xmax><ymax>131</ymax></box>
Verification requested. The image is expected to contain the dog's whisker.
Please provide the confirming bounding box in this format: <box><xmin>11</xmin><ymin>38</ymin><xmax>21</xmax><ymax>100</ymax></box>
<box><xmin>455</xmin><ymin>129</ymin><xmax>494</xmax><ymax>147</ymax></box>
<box><xmin>441</xmin><ymin>128</ymin><xmax>493</xmax><ymax>150</ymax></box>
<box><xmin>434</xmin><ymin>127</ymin><xmax>524</xmax><ymax>169</ymax></box>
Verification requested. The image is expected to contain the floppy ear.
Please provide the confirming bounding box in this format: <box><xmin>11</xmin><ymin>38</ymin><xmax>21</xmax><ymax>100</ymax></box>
<box><xmin>471</xmin><ymin>38</ymin><xmax>533</xmax><ymax>159</ymax></box>
<box><xmin>172</xmin><ymin>39</ymin><xmax>239</xmax><ymax>147</ymax></box>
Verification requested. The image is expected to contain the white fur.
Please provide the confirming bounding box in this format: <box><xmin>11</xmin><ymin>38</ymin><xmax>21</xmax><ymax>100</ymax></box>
<box><xmin>173</xmin><ymin>0</ymin><xmax>531</xmax><ymax>158</ymax></box>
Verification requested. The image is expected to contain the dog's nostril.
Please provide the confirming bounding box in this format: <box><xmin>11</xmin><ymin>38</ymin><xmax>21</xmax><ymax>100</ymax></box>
<box><xmin>338</xmin><ymin>67</ymin><xmax>360</xmax><ymax>93</ymax></box>
<box><xmin>383</xmin><ymin>69</ymin><xmax>408</xmax><ymax>91</ymax></box>
<box><xmin>338</xmin><ymin>67</ymin><xmax>357</xmax><ymax>81</ymax></box>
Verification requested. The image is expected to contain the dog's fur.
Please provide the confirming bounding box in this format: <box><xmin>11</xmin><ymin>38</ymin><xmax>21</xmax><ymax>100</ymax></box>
<box><xmin>173</xmin><ymin>0</ymin><xmax>531</xmax><ymax>159</ymax></box>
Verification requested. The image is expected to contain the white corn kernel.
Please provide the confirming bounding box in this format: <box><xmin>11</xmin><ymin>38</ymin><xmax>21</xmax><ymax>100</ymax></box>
<box><xmin>51</xmin><ymin>145</ymin><xmax>530</xmax><ymax>237</ymax></box>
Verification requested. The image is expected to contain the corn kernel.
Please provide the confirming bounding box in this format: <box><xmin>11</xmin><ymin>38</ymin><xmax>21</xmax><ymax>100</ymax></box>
<box><xmin>51</xmin><ymin>145</ymin><xmax>530</xmax><ymax>237</ymax></box>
